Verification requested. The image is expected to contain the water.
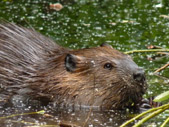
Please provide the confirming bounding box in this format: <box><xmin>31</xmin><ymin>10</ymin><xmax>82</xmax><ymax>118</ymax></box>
<box><xmin>0</xmin><ymin>0</ymin><xmax>168</xmax><ymax>126</ymax></box>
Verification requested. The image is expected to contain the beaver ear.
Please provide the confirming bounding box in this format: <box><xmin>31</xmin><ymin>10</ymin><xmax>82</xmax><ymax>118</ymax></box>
<box><xmin>100</xmin><ymin>43</ymin><xmax>113</xmax><ymax>48</ymax></box>
<box><xmin>65</xmin><ymin>54</ymin><xmax>76</xmax><ymax>72</ymax></box>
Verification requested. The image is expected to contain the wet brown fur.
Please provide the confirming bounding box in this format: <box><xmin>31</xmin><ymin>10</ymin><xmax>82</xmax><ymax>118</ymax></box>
<box><xmin>0</xmin><ymin>23</ymin><xmax>147</xmax><ymax>109</ymax></box>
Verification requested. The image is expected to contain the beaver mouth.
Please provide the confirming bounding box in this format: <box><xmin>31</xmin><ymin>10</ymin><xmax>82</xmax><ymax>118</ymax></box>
<box><xmin>111</xmin><ymin>77</ymin><xmax>147</xmax><ymax>109</ymax></box>
<box><xmin>123</xmin><ymin>81</ymin><xmax>147</xmax><ymax>109</ymax></box>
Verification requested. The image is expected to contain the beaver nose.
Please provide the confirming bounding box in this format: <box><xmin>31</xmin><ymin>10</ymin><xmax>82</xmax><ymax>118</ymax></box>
<box><xmin>133</xmin><ymin>69</ymin><xmax>145</xmax><ymax>82</ymax></box>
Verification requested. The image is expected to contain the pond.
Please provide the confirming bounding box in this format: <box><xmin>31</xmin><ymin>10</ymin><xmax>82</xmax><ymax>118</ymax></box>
<box><xmin>0</xmin><ymin>0</ymin><xmax>168</xmax><ymax>126</ymax></box>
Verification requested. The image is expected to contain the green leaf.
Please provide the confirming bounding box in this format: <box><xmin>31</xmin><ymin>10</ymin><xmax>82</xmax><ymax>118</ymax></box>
<box><xmin>36</xmin><ymin>110</ymin><xmax>45</xmax><ymax>114</ymax></box>
<box><xmin>154</xmin><ymin>91</ymin><xmax>169</xmax><ymax>102</ymax></box>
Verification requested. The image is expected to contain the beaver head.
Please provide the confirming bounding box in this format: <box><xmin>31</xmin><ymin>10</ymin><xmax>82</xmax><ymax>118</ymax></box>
<box><xmin>34</xmin><ymin>44</ymin><xmax>147</xmax><ymax>110</ymax></box>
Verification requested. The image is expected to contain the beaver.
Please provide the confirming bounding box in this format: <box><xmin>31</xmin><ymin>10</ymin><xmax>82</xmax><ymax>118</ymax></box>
<box><xmin>0</xmin><ymin>23</ymin><xmax>147</xmax><ymax>109</ymax></box>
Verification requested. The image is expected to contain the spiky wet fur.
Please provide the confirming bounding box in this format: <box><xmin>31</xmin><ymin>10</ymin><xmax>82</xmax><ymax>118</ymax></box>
<box><xmin>0</xmin><ymin>23</ymin><xmax>147</xmax><ymax>109</ymax></box>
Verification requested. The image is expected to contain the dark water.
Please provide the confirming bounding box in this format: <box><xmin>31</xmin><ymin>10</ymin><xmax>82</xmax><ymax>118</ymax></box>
<box><xmin>0</xmin><ymin>0</ymin><xmax>168</xmax><ymax>127</ymax></box>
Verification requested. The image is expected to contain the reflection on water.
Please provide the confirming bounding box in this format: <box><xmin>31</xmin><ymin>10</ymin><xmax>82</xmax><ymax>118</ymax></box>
<box><xmin>0</xmin><ymin>0</ymin><xmax>168</xmax><ymax>126</ymax></box>
<box><xmin>0</xmin><ymin>106</ymin><xmax>134</xmax><ymax>127</ymax></box>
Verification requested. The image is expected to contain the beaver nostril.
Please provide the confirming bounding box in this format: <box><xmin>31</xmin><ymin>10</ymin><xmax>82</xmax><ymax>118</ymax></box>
<box><xmin>133</xmin><ymin>70</ymin><xmax>145</xmax><ymax>82</ymax></box>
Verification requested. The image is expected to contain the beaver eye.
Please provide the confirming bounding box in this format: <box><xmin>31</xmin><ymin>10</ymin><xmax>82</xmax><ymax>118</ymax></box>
<box><xmin>104</xmin><ymin>63</ymin><xmax>113</xmax><ymax>70</ymax></box>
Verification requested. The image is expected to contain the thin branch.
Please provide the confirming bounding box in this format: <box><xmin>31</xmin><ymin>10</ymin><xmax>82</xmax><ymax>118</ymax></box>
<box><xmin>156</xmin><ymin>52</ymin><xmax>169</xmax><ymax>55</ymax></box>
<box><xmin>124</xmin><ymin>49</ymin><xmax>169</xmax><ymax>54</ymax></box>
<box><xmin>161</xmin><ymin>116</ymin><xmax>169</xmax><ymax>127</ymax></box>
<box><xmin>154</xmin><ymin>73</ymin><xmax>169</xmax><ymax>81</ymax></box>
<box><xmin>133</xmin><ymin>105</ymin><xmax>169</xmax><ymax>127</ymax></box>
<box><xmin>8</xmin><ymin>120</ymin><xmax>58</xmax><ymax>127</ymax></box>
<box><xmin>154</xmin><ymin>63</ymin><xmax>169</xmax><ymax>73</ymax></box>
<box><xmin>82</xmin><ymin>108</ymin><xmax>92</xmax><ymax>127</ymax></box>
<box><xmin>120</xmin><ymin>104</ymin><xmax>169</xmax><ymax>127</ymax></box>
<box><xmin>147</xmin><ymin>45</ymin><xmax>163</xmax><ymax>49</ymax></box>
<box><xmin>83</xmin><ymin>74</ymin><xmax>95</xmax><ymax>127</ymax></box>
<box><xmin>0</xmin><ymin>110</ymin><xmax>45</xmax><ymax>119</ymax></box>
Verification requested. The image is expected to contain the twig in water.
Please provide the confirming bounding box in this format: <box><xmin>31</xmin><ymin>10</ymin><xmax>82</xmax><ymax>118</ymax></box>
<box><xmin>147</xmin><ymin>45</ymin><xmax>163</xmax><ymax>49</ymax></box>
<box><xmin>82</xmin><ymin>108</ymin><xmax>92</xmax><ymax>127</ymax></box>
<box><xmin>154</xmin><ymin>63</ymin><xmax>169</xmax><ymax>73</ymax></box>
<box><xmin>0</xmin><ymin>110</ymin><xmax>45</xmax><ymax>119</ymax></box>
<box><xmin>133</xmin><ymin>105</ymin><xmax>169</xmax><ymax>127</ymax></box>
<box><xmin>83</xmin><ymin>74</ymin><xmax>95</xmax><ymax>127</ymax></box>
<box><xmin>120</xmin><ymin>103</ymin><xmax>169</xmax><ymax>127</ymax></box>
<box><xmin>156</xmin><ymin>52</ymin><xmax>169</xmax><ymax>55</ymax></box>
<box><xmin>161</xmin><ymin>116</ymin><xmax>169</xmax><ymax>127</ymax></box>
<box><xmin>124</xmin><ymin>49</ymin><xmax>169</xmax><ymax>54</ymax></box>
<box><xmin>154</xmin><ymin>73</ymin><xmax>169</xmax><ymax>81</ymax></box>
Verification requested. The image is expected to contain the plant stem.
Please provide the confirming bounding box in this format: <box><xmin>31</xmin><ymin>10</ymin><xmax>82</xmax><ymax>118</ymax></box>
<box><xmin>133</xmin><ymin>105</ymin><xmax>169</xmax><ymax>127</ymax></box>
<box><xmin>154</xmin><ymin>63</ymin><xmax>169</xmax><ymax>73</ymax></box>
<box><xmin>120</xmin><ymin>104</ymin><xmax>169</xmax><ymax>127</ymax></box>
<box><xmin>0</xmin><ymin>110</ymin><xmax>45</xmax><ymax>119</ymax></box>
<box><xmin>161</xmin><ymin>116</ymin><xmax>169</xmax><ymax>127</ymax></box>
<box><xmin>124</xmin><ymin>49</ymin><xmax>169</xmax><ymax>54</ymax></box>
